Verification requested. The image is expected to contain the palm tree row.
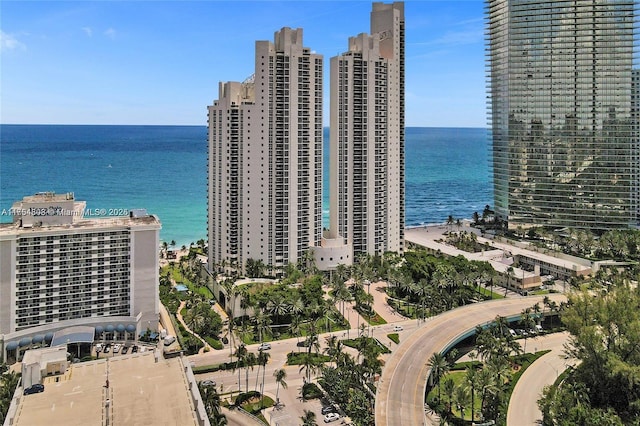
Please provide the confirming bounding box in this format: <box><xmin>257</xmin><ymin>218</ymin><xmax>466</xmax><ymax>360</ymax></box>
<box><xmin>319</xmin><ymin>329</ymin><xmax>384</xmax><ymax>426</ymax></box>
<box><xmin>231</xmin><ymin>345</ymin><xmax>272</xmax><ymax>396</ymax></box>
<box><xmin>198</xmin><ymin>382</ymin><xmax>227</xmax><ymax>426</ymax></box>
<box><xmin>387</xmin><ymin>250</ymin><xmax>495</xmax><ymax>318</ymax></box>
<box><xmin>427</xmin><ymin>316</ymin><xmax>523</xmax><ymax>423</ymax></box>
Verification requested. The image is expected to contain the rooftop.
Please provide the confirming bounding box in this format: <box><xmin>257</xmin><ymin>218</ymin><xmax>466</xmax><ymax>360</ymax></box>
<box><xmin>13</xmin><ymin>352</ymin><xmax>199</xmax><ymax>426</ymax></box>
<box><xmin>0</xmin><ymin>214</ymin><xmax>160</xmax><ymax>237</ymax></box>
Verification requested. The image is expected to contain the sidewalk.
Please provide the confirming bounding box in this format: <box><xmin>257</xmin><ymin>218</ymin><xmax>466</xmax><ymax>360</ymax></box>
<box><xmin>369</xmin><ymin>281</ymin><xmax>409</xmax><ymax>323</ymax></box>
<box><xmin>175</xmin><ymin>300</ymin><xmax>215</xmax><ymax>354</ymax></box>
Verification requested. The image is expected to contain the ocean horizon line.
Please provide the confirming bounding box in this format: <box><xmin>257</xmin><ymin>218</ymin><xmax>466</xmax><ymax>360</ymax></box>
<box><xmin>0</xmin><ymin>123</ymin><xmax>488</xmax><ymax>130</ymax></box>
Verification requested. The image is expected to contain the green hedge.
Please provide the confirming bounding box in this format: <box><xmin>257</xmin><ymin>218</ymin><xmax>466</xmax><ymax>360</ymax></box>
<box><xmin>204</xmin><ymin>336</ymin><xmax>224</xmax><ymax>350</ymax></box>
<box><xmin>192</xmin><ymin>359</ymin><xmax>253</xmax><ymax>374</ymax></box>
<box><xmin>286</xmin><ymin>352</ymin><xmax>330</xmax><ymax>365</ymax></box>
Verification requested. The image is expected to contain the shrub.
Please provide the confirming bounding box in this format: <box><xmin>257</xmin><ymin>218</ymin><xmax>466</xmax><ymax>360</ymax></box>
<box><xmin>235</xmin><ymin>390</ymin><xmax>260</xmax><ymax>406</ymax></box>
<box><xmin>286</xmin><ymin>352</ymin><xmax>330</xmax><ymax>365</ymax></box>
<box><xmin>302</xmin><ymin>382</ymin><xmax>323</xmax><ymax>400</ymax></box>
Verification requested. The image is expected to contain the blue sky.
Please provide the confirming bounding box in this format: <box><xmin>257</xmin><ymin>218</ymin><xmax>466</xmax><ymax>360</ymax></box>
<box><xmin>1</xmin><ymin>1</ymin><xmax>486</xmax><ymax>127</ymax></box>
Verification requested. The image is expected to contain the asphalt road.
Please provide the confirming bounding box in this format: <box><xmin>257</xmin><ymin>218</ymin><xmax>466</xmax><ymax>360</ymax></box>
<box><xmin>507</xmin><ymin>331</ymin><xmax>572</xmax><ymax>426</ymax></box>
<box><xmin>374</xmin><ymin>294</ymin><xmax>567</xmax><ymax>426</ymax></box>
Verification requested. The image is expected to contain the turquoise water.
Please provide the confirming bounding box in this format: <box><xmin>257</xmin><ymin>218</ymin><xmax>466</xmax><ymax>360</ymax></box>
<box><xmin>0</xmin><ymin>125</ymin><xmax>491</xmax><ymax>247</ymax></box>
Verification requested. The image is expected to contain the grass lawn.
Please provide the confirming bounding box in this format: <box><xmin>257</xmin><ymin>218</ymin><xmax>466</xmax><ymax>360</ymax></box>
<box><xmin>477</xmin><ymin>286</ymin><xmax>505</xmax><ymax>299</ymax></box>
<box><xmin>387</xmin><ymin>333</ymin><xmax>400</xmax><ymax>344</ymax></box>
<box><xmin>162</xmin><ymin>264</ymin><xmax>213</xmax><ymax>299</ymax></box>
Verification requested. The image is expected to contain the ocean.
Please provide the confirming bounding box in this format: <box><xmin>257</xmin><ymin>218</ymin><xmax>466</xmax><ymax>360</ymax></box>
<box><xmin>0</xmin><ymin>125</ymin><xmax>491</xmax><ymax>247</ymax></box>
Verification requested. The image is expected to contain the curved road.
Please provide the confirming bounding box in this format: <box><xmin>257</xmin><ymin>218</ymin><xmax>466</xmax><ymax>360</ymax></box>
<box><xmin>507</xmin><ymin>332</ymin><xmax>572</xmax><ymax>425</ymax></box>
<box><xmin>375</xmin><ymin>294</ymin><xmax>567</xmax><ymax>426</ymax></box>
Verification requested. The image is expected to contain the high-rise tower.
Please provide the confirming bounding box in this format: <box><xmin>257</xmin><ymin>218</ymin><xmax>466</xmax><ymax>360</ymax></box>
<box><xmin>487</xmin><ymin>0</ymin><xmax>638</xmax><ymax>230</ymax></box>
<box><xmin>328</xmin><ymin>2</ymin><xmax>405</xmax><ymax>258</ymax></box>
<box><xmin>208</xmin><ymin>28</ymin><xmax>323</xmax><ymax>274</ymax></box>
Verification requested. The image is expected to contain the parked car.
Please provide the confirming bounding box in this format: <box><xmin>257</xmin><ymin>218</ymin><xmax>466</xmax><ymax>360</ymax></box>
<box><xmin>104</xmin><ymin>344</ymin><xmax>111</xmax><ymax>353</ymax></box>
<box><xmin>321</xmin><ymin>405</ymin><xmax>337</xmax><ymax>415</ymax></box>
<box><xmin>24</xmin><ymin>384</ymin><xmax>44</xmax><ymax>395</ymax></box>
<box><xmin>201</xmin><ymin>380</ymin><xmax>216</xmax><ymax>387</ymax></box>
<box><xmin>164</xmin><ymin>335</ymin><xmax>176</xmax><ymax>346</ymax></box>
<box><xmin>113</xmin><ymin>344</ymin><xmax>123</xmax><ymax>353</ymax></box>
<box><xmin>535</xmin><ymin>324</ymin><xmax>543</xmax><ymax>333</ymax></box>
<box><xmin>95</xmin><ymin>343</ymin><xmax>103</xmax><ymax>353</ymax></box>
<box><xmin>131</xmin><ymin>345</ymin><xmax>138</xmax><ymax>353</ymax></box>
<box><xmin>324</xmin><ymin>412</ymin><xmax>340</xmax><ymax>423</ymax></box>
<box><xmin>393</xmin><ymin>325</ymin><xmax>403</xmax><ymax>332</ymax></box>
<box><xmin>258</xmin><ymin>342</ymin><xmax>272</xmax><ymax>351</ymax></box>
<box><xmin>121</xmin><ymin>346</ymin><xmax>129</xmax><ymax>354</ymax></box>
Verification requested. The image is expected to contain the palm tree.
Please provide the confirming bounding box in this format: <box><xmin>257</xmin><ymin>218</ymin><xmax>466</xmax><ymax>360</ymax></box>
<box><xmin>477</xmin><ymin>367</ymin><xmax>497</xmax><ymax>416</ymax></box>
<box><xmin>454</xmin><ymin>385</ymin><xmax>470</xmax><ymax>420</ymax></box>
<box><xmin>465</xmin><ymin>366</ymin><xmax>479</xmax><ymax>421</ymax></box>
<box><xmin>253</xmin><ymin>309</ymin><xmax>272</xmax><ymax>343</ymax></box>
<box><xmin>273</xmin><ymin>368</ymin><xmax>288</xmax><ymax>404</ymax></box>
<box><xmin>505</xmin><ymin>266</ymin><xmax>515</xmax><ymax>297</ymax></box>
<box><xmin>257</xmin><ymin>349</ymin><xmax>270</xmax><ymax>405</ymax></box>
<box><xmin>233</xmin><ymin>344</ymin><xmax>247</xmax><ymax>392</ymax></box>
<box><xmin>299</xmin><ymin>352</ymin><xmax>319</xmax><ymax>383</ymax></box>
<box><xmin>300</xmin><ymin>410</ymin><xmax>317</xmax><ymax>426</ymax></box>
<box><xmin>198</xmin><ymin>382</ymin><xmax>227</xmax><ymax>426</ymax></box>
<box><xmin>520</xmin><ymin>307</ymin><xmax>536</xmax><ymax>352</ymax></box>
<box><xmin>267</xmin><ymin>299</ymin><xmax>290</xmax><ymax>325</ymax></box>
<box><xmin>447</xmin><ymin>215</ymin><xmax>454</xmax><ymax>233</ymax></box>
<box><xmin>443</xmin><ymin>377</ymin><xmax>455</xmax><ymax>414</ymax></box>
<box><xmin>427</xmin><ymin>352</ymin><xmax>449</xmax><ymax>401</ymax></box>
<box><xmin>244</xmin><ymin>352</ymin><xmax>257</xmax><ymax>392</ymax></box>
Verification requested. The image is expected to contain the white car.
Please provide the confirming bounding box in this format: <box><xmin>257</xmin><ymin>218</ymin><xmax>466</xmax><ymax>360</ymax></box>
<box><xmin>95</xmin><ymin>343</ymin><xmax>103</xmax><ymax>352</ymax></box>
<box><xmin>258</xmin><ymin>342</ymin><xmax>271</xmax><ymax>351</ymax></box>
<box><xmin>393</xmin><ymin>325</ymin><xmax>403</xmax><ymax>332</ymax></box>
<box><xmin>113</xmin><ymin>344</ymin><xmax>122</xmax><ymax>353</ymax></box>
<box><xmin>324</xmin><ymin>412</ymin><xmax>340</xmax><ymax>423</ymax></box>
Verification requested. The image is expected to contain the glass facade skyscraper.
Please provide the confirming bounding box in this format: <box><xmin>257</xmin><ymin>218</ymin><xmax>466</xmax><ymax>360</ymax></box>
<box><xmin>487</xmin><ymin>0</ymin><xmax>638</xmax><ymax>230</ymax></box>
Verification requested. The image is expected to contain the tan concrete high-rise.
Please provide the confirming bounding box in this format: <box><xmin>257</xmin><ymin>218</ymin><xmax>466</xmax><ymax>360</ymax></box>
<box><xmin>328</xmin><ymin>2</ymin><xmax>405</xmax><ymax>257</ymax></box>
<box><xmin>208</xmin><ymin>28</ymin><xmax>323</xmax><ymax>274</ymax></box>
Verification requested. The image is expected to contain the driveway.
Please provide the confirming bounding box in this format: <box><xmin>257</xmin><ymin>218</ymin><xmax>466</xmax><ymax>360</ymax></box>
<box><xmin>507</xmin><ymin>332</ymin><xmax>573</xmax><ymax>426</ymax></box>
<box><xmin>375</xmin><ymin>294</ymin><xmax>567</xmax><ymax>426</ymax></box>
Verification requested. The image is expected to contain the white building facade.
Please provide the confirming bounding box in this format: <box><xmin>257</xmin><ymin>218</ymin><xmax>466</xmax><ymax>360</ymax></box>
<box><xmin>327</xmin><ymin>2</ymin><xmax>405</xmax><ymax>258</ymax></box>
<box><xmin>0</xmin><ymin>193</ymin><xmax>160</xmax><ymax>361</ymax></box>
<box><xmin>208</xmin><ymin>28</ymin><xmax>323</xmax><ymax>274</ymax></box>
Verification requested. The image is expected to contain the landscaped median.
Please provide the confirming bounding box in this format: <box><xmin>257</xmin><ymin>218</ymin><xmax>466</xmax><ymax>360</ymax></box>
<box><xmin>426</xmin><ymin>350</ymin><xmax>551</xmax><ymax>423</ymax></box>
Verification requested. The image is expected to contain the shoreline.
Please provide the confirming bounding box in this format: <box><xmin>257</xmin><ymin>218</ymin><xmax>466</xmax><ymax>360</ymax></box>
<box><xmin>160</xmin><ymin>219</ymin><xmax>478</xmax><ymax>254</ymax></box>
